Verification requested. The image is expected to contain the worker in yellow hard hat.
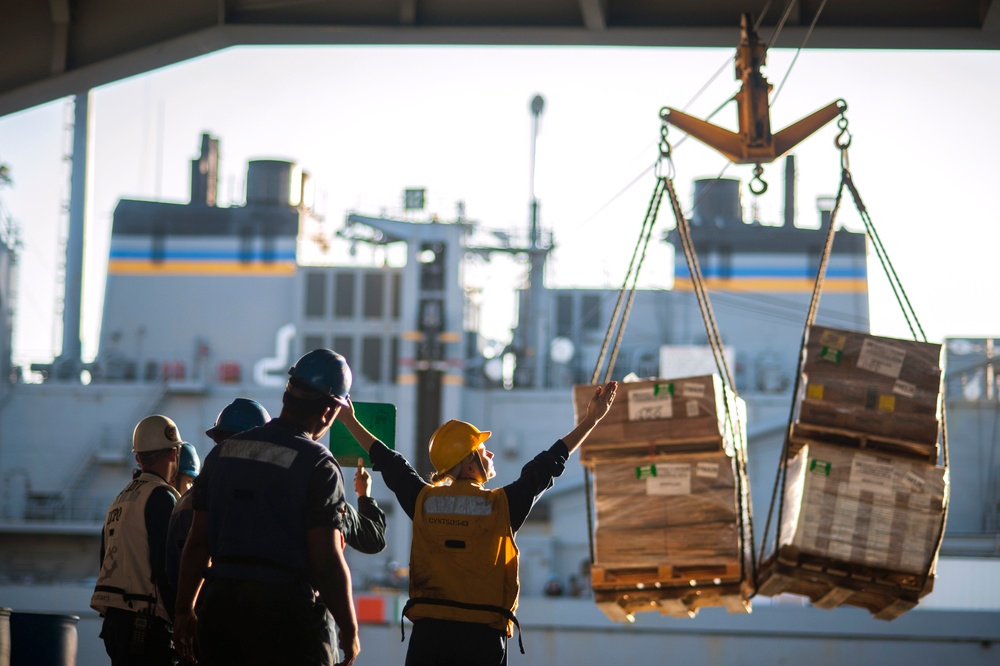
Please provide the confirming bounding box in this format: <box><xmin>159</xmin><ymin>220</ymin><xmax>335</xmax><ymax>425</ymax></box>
<box><xmin>337</xmin><ymin>381</ymin><xmax>617</xmax><ymax>666</ymax></box>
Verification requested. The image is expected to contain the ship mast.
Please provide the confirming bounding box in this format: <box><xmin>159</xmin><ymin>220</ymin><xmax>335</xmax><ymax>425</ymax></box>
<box><xmin>520</xmin><ymin>94</ymin><xmax>549</xmax><ymax>388</ymax></box>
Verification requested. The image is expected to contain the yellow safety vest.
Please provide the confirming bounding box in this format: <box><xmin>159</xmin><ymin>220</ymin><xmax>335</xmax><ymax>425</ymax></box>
<box><xmin>406</xmin><ymin>480</ymin><xmax>520</xmax><ymax>634</ymax></box>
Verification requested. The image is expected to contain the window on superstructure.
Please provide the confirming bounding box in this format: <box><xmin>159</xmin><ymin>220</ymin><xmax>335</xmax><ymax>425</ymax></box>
<box><xmin>333</xmin><ymin>336</ymin><xmax>353</xmax><ymax>364</ymax></box>
<box><xmin>390</xmin><ymin>336</ymin><xmax>400</xmax><ymax>384</ymax></box>
<box><xmin>362</xmin><ymin>336</ymin><xmax>383</xmax><ymax>383</ymax></box>
<box><xmin>581</xmin><ymin>294</ymin><xmax>601</xmax><ymax>332</ymax></box>
<box><xmin>391</xmin><ymin>272</ymin><xmax>401</xmax><ymax>320</ymax></box>
<box><xmin>305</xmin><ymin>273</ymin><xmax>327</xmax><ymax>318</ymax></box>
<box><xmin>239</xmin><ymin>226</ymin><xmax>254</xmax><ymax>263</ymax></box>
<box><xmin>364</xmin><ymin>273</ymin><xmax>386</xmax><ymax>319</ymax></box>
<box><xmin>556</xmin><ymin>294</ymin><xmax>574</xmax><ymax>337</ymax></box>
<box><xmin>419</xmin><ymin>242</ymin><xmax>446</xmax><ymax>291</ymax></box>
<box><xmin>303</xmin><ymin>335</ymin><xmax>324</xmax><ymax>354</ymax></box>
<box><xmin>334</xmin><ymin>273</ymin><xmax>356</xmax><ymax>318</ymax></box>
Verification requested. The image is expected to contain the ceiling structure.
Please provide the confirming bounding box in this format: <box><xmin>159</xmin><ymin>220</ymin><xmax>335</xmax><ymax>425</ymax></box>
<box><xmin>1</xmin><ymin>0</ymin><xmax>998</xmax><ymax>117</ymax></box>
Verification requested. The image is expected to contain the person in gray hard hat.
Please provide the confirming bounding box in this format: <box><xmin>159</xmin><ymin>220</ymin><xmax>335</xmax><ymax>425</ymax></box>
<box><xmin>91</xmin><ymin>414</ymin><xmax>185</xmax><ymax>666</ymax></box>
<box><xmin>174</xmin><ymin>350</ymin><xmax>361</xmax><ymax>666</ymax></box>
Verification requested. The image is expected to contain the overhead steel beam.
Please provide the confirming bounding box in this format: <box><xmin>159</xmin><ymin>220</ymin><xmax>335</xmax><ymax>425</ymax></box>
<box><xmin>3</xmin><ymin>19</ymin><xmax>1000</xmax><ymax>118</ymax></box>
<box><xmin>48</xmin><ymin>0</ymin><xmax>71</xmax><ymax>75</ymax></box>
<box><xmin>579</xmin><ymin>0</ymin><xmax>607</xmax><ymax>31</ymax></box>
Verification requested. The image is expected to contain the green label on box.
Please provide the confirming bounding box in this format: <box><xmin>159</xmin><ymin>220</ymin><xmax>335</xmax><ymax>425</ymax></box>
<box><xmin>809</xmin><ymin>459</ymin><xmax>832</xmax><ymax>476</ymax></box>
<box><xmin>635</xmin><ymin>464</ymin><xmax>657</xmax><ymax>479</ymax></box>
<box><xmin>819</xmin><ymin>347</ymin><xmax>843</xmax><ymax>363</ymax></box>
<box><xmin>653</xmin><ymin>383</ymin><xmax>674</xmax><ymax>396</ymax></box>
<box><xmin>328</xmin><ymin>402</ymin><xmax>396</xmax><ymax>468</ymax></box>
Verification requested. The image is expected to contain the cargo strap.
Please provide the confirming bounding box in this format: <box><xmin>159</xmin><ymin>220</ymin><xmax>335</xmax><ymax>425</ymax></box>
<box><xmin>660</xmin><ymin>132</ymin><xmax>757</xmax><ymax>590</ymax></box>
<box><xmin>757</xmin><ymin>118</ymin><xmax>950</xmax><ymax>595</ymax></box>
<box><xmin>400</xmin><ymin>597</ymin><xmax>524</xmax><ymax>655</ymax></box>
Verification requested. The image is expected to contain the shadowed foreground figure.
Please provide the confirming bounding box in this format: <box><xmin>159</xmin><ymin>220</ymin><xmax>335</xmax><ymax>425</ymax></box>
<box><xmin>174</xmin><ymin>350</ymin><xmax>361</xmax><ymax>666</ymax></box>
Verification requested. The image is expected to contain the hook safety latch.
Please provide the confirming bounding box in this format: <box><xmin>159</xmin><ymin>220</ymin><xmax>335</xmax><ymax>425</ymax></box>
<box><xmin>749</xmin><ymin>164</ymin><xmax>768</xmax><ymax>195</ymax></box>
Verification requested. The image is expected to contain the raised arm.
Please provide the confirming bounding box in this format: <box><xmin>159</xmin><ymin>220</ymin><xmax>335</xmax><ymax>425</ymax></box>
<box><xmin>561</xmin><ymin>381</ymin><xmax>618</xmax><ymax>456</ymax></box>
<box><xmin>336</xmin><ymin>400</ymin><xmax>379</xmax><ymax>452</ymax></box>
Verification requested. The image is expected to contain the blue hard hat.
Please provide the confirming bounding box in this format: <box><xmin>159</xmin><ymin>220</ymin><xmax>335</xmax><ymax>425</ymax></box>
<box><xmin>178</xmin><ymin>442</ymin><xmax>201</xmax><ymax>477</ymax></box>
<box><xmin>205</xmin><ymin>398</ymin><xmax>271</xmax><ymax>441</ymax></box>
<box><xmin>286</xmin><ymin>349</ymin><xmax>352</xmax><ymax>406</ymax></box>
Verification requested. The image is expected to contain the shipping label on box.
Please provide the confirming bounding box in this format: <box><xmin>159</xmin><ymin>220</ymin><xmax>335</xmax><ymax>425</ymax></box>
<box><xmin>780</xmin><ymin>442</ymin><xmax>947</xmax><ymax>574</ymax></box>
<box><xmin>593</xmin><ymin>453</ymin><xmax>740</xmax><ymax>529</ymax></box>
<box><xmin>804</xmin><ymin>325</ymin><xmax>942</xmax><ymax>388</ymax></box>
<box><xmin>574</xmin><ymin>375</ymin><xmax>745</xmax><ymax>455</ymax></box>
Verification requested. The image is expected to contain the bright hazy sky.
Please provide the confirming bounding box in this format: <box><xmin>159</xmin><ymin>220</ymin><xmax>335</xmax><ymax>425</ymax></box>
<box><xmin>1</xmin><ymin>46</ymin><xmax>998</xmax><ymax>366</ymax></box>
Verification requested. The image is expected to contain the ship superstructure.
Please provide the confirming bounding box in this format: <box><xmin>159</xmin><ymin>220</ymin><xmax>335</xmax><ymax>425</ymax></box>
<box><xmin>0</xmin><ymin>133</ymin><xmax>998</xmax><ymax>665</ymax></box>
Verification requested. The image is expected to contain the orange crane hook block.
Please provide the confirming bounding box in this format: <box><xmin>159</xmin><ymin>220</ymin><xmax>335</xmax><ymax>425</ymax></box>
<box><xmin>663</xmin><ymin>14</ymin><xmax>844</xmax><ymax>184</ymax></box>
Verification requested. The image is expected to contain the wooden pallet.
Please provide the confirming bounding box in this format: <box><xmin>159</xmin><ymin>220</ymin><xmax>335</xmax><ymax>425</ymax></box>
<box><xmin>591</xmin><ymin>561</ymin><xmax>743</xmax><ymax>592</ymax></box>
<box><xmin>581</xmin><ymin>435</ymin><xmax>726</xmax><ymax>465</ymax></box>
<box><xmin>757</xmin><ymin>546</ymin><xmax>934</xmax><ymax>620</ymax></box>
<box><xmin>594</xmin><ymin>580</ymin><xmax>752</xmax><ymax>621</ymax></box>
<box><xmin>789</xmin><ymin>421</ymin><xmax>939</xmax><ymax>464</ymax></box>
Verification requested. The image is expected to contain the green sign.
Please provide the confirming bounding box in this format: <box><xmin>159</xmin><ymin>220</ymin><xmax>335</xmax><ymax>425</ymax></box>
<box><xmin>809</xmin><ymin>459</ymin><xmax>832</xmax><ymax>476</ymax></box>
<box><xmin>635</xmin><ymin>464</ymin><xmax>657</xmax><ymax>479</ymax></box>
<box><xmin>818</xmin><ymin>347</ymin><xmax>843</xmax><ymax>364</ymax></box>
<box><xmin>328</xmin><ymin>402</ymin><xmax>396</xmax><ymax>467</ymax></box>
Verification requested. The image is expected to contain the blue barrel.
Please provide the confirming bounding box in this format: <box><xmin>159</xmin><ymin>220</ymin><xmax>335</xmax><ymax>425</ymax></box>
<box><xmin>9</xmin><ymin>612</ymin><xmax>78</xmax><ymax>666</ymax></box>
<box><xmin>0</xmin><ymin>608</ymin><xmax>10</xmax><ymax>666</ymax></box>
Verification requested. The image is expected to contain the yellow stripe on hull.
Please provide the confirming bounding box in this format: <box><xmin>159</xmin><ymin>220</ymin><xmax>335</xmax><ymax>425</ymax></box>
<box><xmin>108</xmin><ymin>260</ymin><xmax>297</xmax><ymax>276</ymax></box>
<box><xmin>672</xmin><ymin>278</ymin><xmax>868</xmax><ymax>293</ymax></box>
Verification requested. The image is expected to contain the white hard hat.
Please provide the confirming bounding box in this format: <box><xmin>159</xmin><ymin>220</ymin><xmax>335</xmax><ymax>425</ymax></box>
<box><xmin>133</xmin><ymin>414</ymin><xmax>187</xmax><ymax>453</ymax></box>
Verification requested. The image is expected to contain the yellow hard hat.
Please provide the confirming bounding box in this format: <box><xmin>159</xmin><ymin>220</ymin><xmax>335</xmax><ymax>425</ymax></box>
<box><xmin>428</xmin><ymin>420</ymin><xmax>491</xmax><ymax>475</ymax></box>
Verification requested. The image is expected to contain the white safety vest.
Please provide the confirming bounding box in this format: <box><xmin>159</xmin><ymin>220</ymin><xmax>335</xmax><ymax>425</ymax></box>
<box><xmin>91</xmin><ymin>472</ymin><xmax>179</xmax><ymax>622</ymax></box>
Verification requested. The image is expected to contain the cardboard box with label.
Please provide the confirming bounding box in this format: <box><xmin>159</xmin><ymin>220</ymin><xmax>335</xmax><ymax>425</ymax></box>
<box><xmin>793</xmin><ymin>326</ymin><xmax>943</xmax><ymax>449</ymax></box>
<box><xmin>592</xmin><ymin>452</ymin><xmax>741</xmax><ymax>529</ymax></box>
<box><xmin>779</xmin><ymin>442</ymin><xmax>947</xmax><ymax>575</ymax></box>
<box><xmin>574</xmin><ymin>375</ymin><xmax>746</xmax><ymax>458</ymax></box>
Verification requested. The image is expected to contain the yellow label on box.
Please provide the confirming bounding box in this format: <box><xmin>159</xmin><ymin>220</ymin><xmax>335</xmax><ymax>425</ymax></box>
<box><xmin>878</xmin><ymin>394</ymin><xmax>896</xmax><ymax>411</ymax></box>
<box><xmin>807</xmin><ymin>383</ymin><xmax>825</xmax><ymax>400</ymax></box>
<box><xmin>818</xmin><ymin>330</ymin><xmax>847</xmax><ymax>350</ymax></box>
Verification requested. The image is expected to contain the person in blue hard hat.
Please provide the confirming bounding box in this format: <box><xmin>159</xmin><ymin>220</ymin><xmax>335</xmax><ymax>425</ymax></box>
<box><xmin>170</xmin><ymin>396</ymin><xmax>386</xmax><ymax>663</ymax></box>
<box><xmin>91</xmin><ymin>414</ymin><xmax>185</xmax><ymax>666</ymax></box>
<box><xmin>335</xmin><ymin>381</ymin><xmax>618</xmax><ymax>666</ymax></box>
<box><xmin>174</xmin><ymin>350</ymin><xmax>361</xmax><ymax>666</ymax></box>
<box><xmin>164</xmin><ymin>401</ymin><xmax>269</xmax><ymax>593</ymax></box>
<box><xmin>164</xmin><ymin>442</ymin><xmax>202</xmax><ymax>591</ymax></box>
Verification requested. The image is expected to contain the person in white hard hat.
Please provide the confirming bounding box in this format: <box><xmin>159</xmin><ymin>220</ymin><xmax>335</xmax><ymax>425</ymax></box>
<box><xmin>91</xmin><ymin>414</ymin><xmax>185</xmax><ymax>666</ymax></box>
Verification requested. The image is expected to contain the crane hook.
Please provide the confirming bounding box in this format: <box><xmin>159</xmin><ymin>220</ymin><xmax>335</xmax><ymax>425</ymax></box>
<box><xmin>749</xmin><ymin>164</ymin><xmax>768</xmax><ymax>195</ymax></box>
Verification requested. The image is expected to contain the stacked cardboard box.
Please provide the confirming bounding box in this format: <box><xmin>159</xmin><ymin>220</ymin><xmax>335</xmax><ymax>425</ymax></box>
<box><xmin>592</xmin><ymin>452</ymin><xmax>743</xmax><ymax>568</ymax></box>
<box><xmin>779</xmin><ymin>442</ymin><xmax>947</xmax><ymax>575</ymax></box>
<box><xmin>574</xmin><ymin>375</ymin><xmax>746</xmax><ymax>461</ymax></box>
<box><xmin>793</xmin><ymin>326</ymin><xmax>943</xmax><ymax>454</ymax></box>
<box><xmin>575</xmin><ymin>375</ymin><xmax>752</xmax><ymax>613</ymax></box>
<box><xmin>759</xmin><ymin>328</ymin><xmax>948</xmax><ymax>618</ymax></box>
